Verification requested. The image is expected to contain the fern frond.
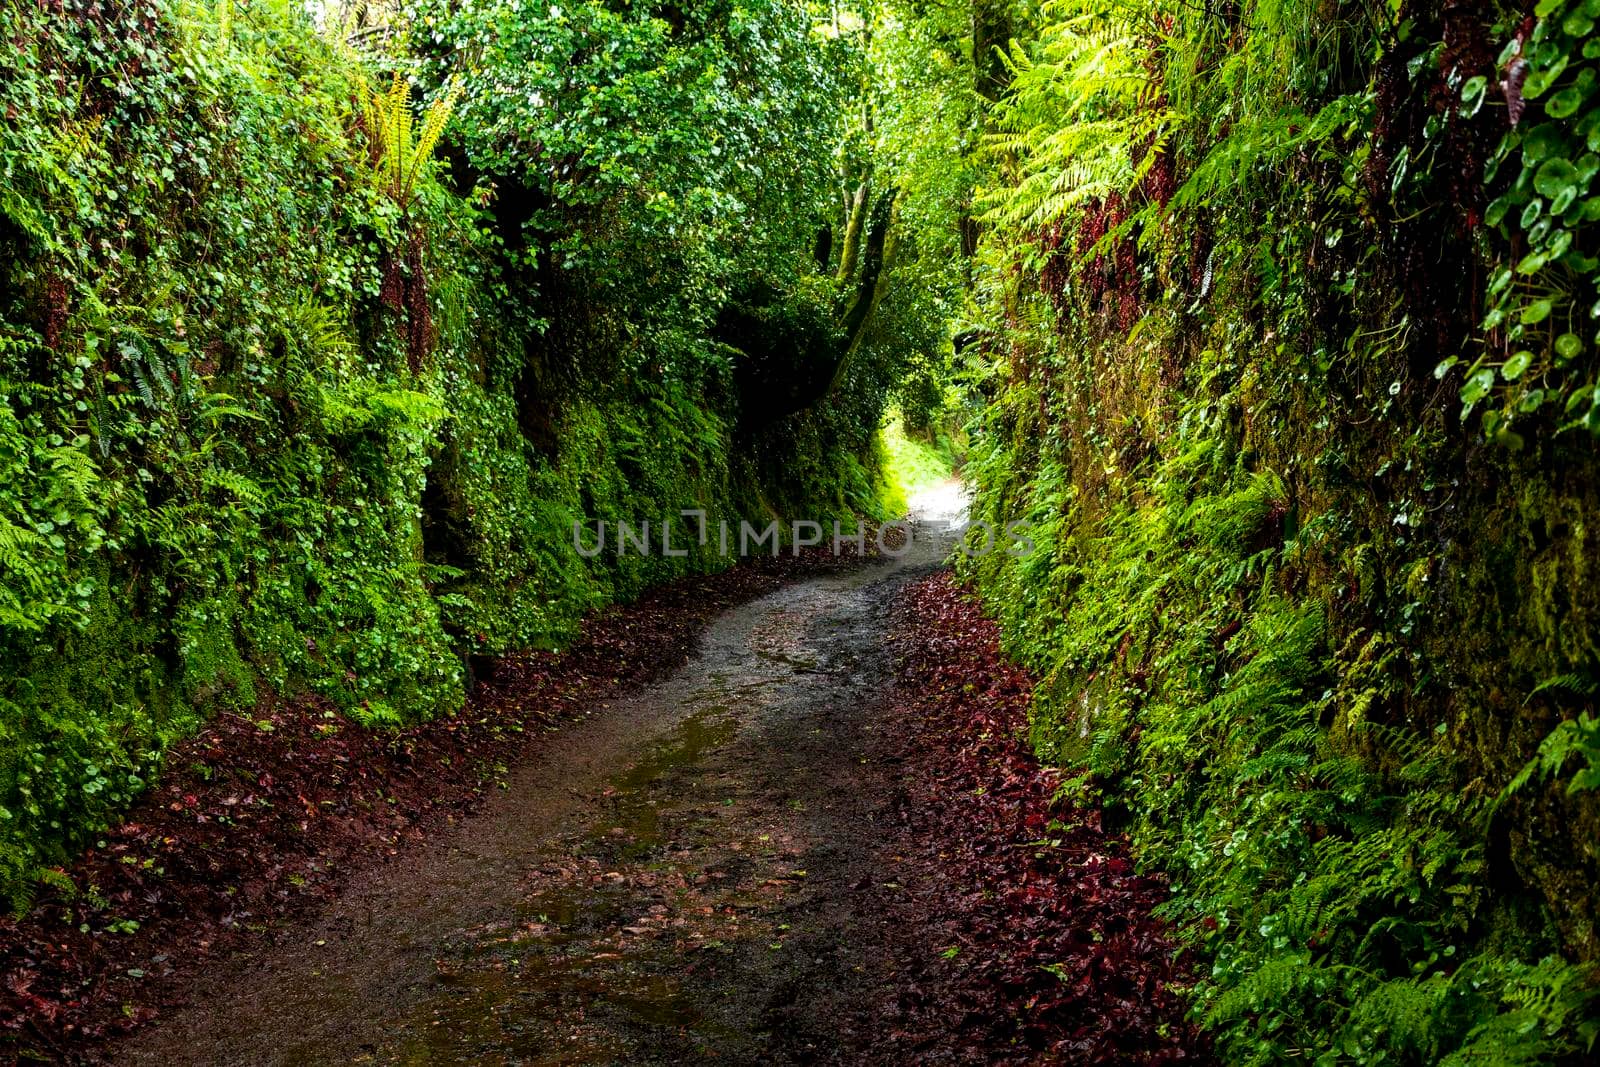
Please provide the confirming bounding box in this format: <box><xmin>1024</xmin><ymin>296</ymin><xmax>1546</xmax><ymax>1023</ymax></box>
<box><xmin>356</xmin><ymin>71</ymin><xmax>461</xmax><ymax>213</ymax></box>
<box><xmin>201</xmin><ymin>468</ymin><xmax>266</xmax><ymax>509</ymax></box>
<box><xmin>46</xmin><ymin>445</ymin><xmax>99</xmax><ymax>508</ymax></box>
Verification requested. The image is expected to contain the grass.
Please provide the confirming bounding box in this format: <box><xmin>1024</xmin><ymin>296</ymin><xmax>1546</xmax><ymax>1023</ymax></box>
<box><xmin>882</xmin><ymin>409</ymin><xmax>958</xmax><ymax>504</ymax></box>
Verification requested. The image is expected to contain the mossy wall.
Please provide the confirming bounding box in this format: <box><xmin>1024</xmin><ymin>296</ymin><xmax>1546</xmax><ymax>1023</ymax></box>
<box><xmin>961</xmin><ymin>0</ymin><xmax>1600</xmax><ymax>1060</ymax></box>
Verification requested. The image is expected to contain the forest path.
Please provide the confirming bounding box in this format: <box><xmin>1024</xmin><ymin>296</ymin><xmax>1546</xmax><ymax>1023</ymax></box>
<box><xmin>113</xmin><ymin>485</ymin><xmax>968</xmax><ymax>1066</ymax></box>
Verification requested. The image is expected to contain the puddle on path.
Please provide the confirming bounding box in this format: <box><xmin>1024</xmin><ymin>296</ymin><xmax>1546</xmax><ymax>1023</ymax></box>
<box><xmin>343</xmin><ymin>620</ymin><xmax>835</xmax><ymax>1065</ymax></box>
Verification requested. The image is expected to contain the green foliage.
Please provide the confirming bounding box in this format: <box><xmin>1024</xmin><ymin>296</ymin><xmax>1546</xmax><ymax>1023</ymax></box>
<box><xmin>0</xmin><ymin>0</ymin><xmax>902</xmax><ymax>908</ymax></box>
<box><xmin>1472</xmin><ymin>0</ymin><xmax>1600</xmax><ymax>438</ymax></box>
<box><xmin>1508</xmin><ymin>709</ymin><xmax>1600</xmax><ymax>797</ymax></box>
<box><xmin>882</xmin><ymin>408</ymin><xmax>957</xmax><ymax>499</ymax></box>
<box><xmin>963</xmin><ymin>382</ymin><xmax>1600</xmax><ymax>1061</ymax></box>
<box><xmin>410</xmin><ymin>0</ymin><xmax>838</xmax><ymax>333</ymax></box>
<box><xmin>929</xmin><ymin>0</ymin><xmax>1600</xmax><ymax>1060</ymax></box>
<box><xmin>984</xmin><ymin>0</ymin><xmax>1177</xmax><ymax>232</ymax></box>
<box><xmin>358</xmin><ymin>71</ymin><xmax>462</xmax><ymax>214</ymax></box>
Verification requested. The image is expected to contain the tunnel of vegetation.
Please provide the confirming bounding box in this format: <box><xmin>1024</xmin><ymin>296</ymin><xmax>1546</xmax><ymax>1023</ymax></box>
<box><xmin>5</xmin><ymin>0</ymin><xmax>1600</xmax><ymax>1061</ymax></box>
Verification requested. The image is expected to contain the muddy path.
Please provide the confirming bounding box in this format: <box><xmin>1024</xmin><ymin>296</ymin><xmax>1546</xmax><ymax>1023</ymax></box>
<box><xmin>111</xmin><ymin>491</ymin><xmax>969</xmax><ymax>1065</ymax></box>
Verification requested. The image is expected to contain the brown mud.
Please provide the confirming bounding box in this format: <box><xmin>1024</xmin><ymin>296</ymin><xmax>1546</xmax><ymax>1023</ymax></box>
<box><xmin>110</xmin><ymin>508</ymin><xmax>958</xmax><ymax>1065</ymax></box>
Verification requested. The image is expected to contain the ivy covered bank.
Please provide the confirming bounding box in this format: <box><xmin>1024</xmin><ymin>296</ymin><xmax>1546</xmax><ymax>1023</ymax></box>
<box><xmin>0</xmin><ymin>0</ymin><xmax>940</xmax><ymax>906</ymax></box>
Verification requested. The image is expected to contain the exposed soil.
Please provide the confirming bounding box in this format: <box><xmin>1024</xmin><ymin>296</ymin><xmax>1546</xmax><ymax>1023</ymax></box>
<box><xmin>0</xmin><ymin>544</ymin><xmax>880</xmax><ymax>1062</ymax></box>
<box><xmin>6</xmin><ymin>487</ymin><xmax>1204</xmax><ymax>1064</ymax></box>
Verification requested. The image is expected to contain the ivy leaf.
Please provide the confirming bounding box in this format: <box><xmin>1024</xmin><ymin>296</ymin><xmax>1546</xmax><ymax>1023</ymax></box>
<box><xmin>1390</xmin><ymin>145</ymin><xmax>1410</xmax><ymax>195</ymax></box>
<box><xmin>1502</xmin><ymin>350</ymin><xmax>1534</xmax><ymax>380</ymax></box>
<box><xmin>1524</xmin><ymin>55</ymin><xmax>1569</xmax><ymax>100</ymax></box>
<box><xmin>1547</xmin><ymin>87</ymin><xmax>1587</xmax><ymax>119</ymax></box>
<box><xmin>1522</xmin><ymin>123</ymin><xmax>1566</xmax><ymax>160</ymax></box>
<box><xmin>1533</xmin><ymin>157</ymin><xmax>1579</xmax><ymax>198</ymax></box>
<box><xmin>1521</xmin><ymin>298</ymin><xmax>1554</xmax><ymax>324</ymax></box>
<box><xmin>1460</xmin><ymin>368</ymin><xmax>1496</xmax><ymax>404</ymax></box>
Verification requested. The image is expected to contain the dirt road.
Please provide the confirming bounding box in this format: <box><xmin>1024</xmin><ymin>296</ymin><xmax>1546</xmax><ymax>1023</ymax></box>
<box><xmin>114</xmin><ymin>490</ymin><xmax>969</xmax><ymax>1065</ymax></box>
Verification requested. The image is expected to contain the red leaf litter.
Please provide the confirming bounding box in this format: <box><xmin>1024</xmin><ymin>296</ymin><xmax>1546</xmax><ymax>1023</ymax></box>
<box><xmin>0</xmin><ymin>547</ymin><xmax>875</xmax><ymax>1060</ymax></box>
<box><xmin>874</xmin><ymin>573</ymin><xmax>1207</xmax><ymax>1064</ymax></box>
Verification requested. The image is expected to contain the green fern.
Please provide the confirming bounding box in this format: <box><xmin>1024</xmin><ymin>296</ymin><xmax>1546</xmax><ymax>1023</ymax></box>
<box><xmin>1205</xmin><ymin>953</ymin><xmax>1327</xmax><ymax>1027</ymax></box>
<box><xmin>982</xmin><ymin>0</ymin><xmax>1179</xmax><ymax>234</ymax></box>
<box><xmin>357</xmin><ymin>72</ymin><xmax>463</xmax><ymax>215</ymax></box>
<box><xmin>200</xmin><ymin>468</ymin><xmax>266</xmax><ymax>509</ymax></box>
<box><xmin>0</xmin><ymin>516</ymin><xmax>49</xmax><ymax>624</ymax></box>
<box><xmin>1505</xmin><ymin>714</ymin><xmax>1600</xmax><ymax>798</ymax></box>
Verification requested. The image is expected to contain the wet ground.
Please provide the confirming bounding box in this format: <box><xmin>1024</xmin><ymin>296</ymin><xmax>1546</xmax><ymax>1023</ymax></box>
<box><xmin>114</xmin><ymin>488</ymin><xmax>969</xmax><ymax>1065</ymax></box>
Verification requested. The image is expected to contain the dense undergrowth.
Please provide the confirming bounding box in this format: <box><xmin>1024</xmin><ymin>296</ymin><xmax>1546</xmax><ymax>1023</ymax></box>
<box><xmin>941</xmin><ymin>0</ymin><xmax>1600</xmax><ymax>1061</ymax></box>
<box><xmin>0</xmin><ymin>0</ymin><xmax>925</xmax><ymax>908</ymax></box>
<box><xmin>882</xmin><ymin>408</ymin><xmax>960</xmax><ymax>499</ymax></box>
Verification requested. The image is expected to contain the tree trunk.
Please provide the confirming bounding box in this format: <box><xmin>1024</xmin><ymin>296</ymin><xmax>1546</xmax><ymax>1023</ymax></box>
<box><xmin>836</xmin><ymin>179</ymin><xmax>871</xmax><ymax>283</ymax></box>
<box><xmin>832</xmin><ymin>186</ymin><xmax>898</xmax><ymax>391</ymax></box>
